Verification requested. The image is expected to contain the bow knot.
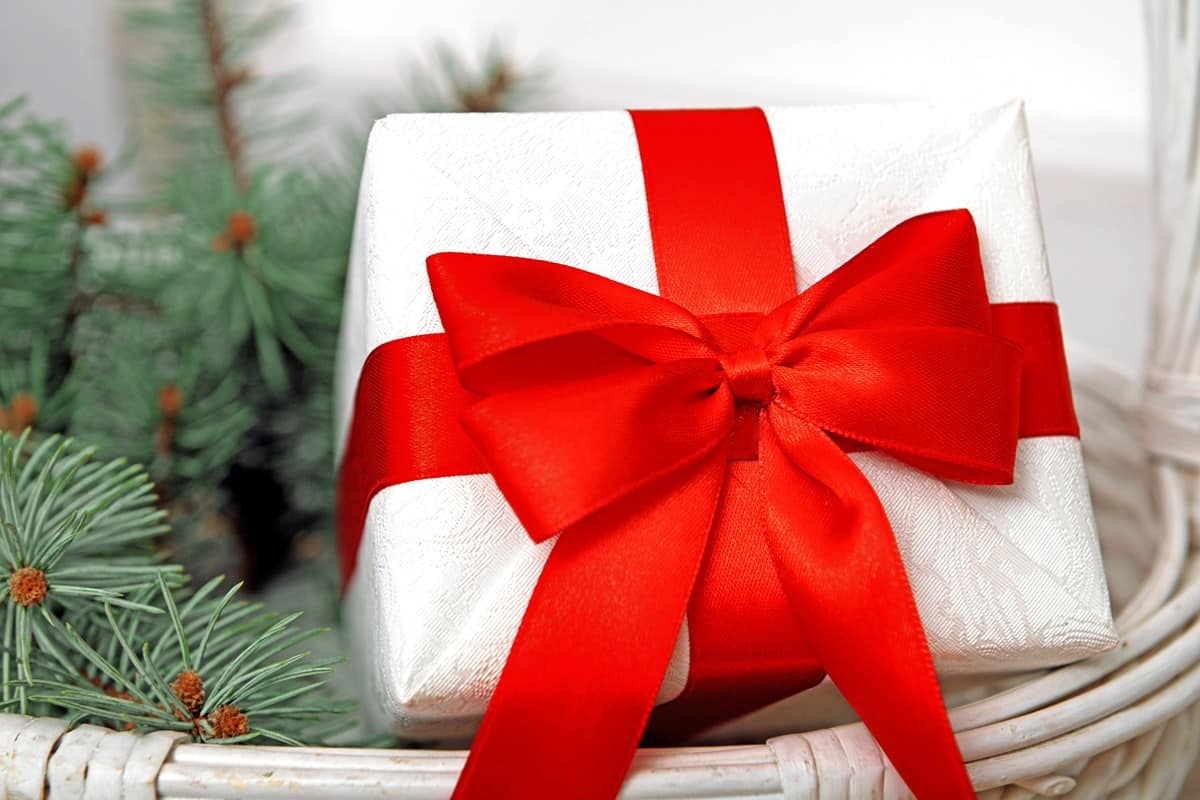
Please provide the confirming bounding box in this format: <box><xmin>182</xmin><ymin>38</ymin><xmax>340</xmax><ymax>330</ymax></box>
<box><xmin>719</xmin><ymin>347</ymin><xmax>774</xmax><ymax>405</ymax></box>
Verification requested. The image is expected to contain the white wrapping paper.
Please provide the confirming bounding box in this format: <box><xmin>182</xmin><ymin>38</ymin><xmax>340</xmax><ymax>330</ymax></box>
<box><xmin>336</xmin><ymin>100</ymin><xmax>1118</xmax><ymax>739</ymax></box>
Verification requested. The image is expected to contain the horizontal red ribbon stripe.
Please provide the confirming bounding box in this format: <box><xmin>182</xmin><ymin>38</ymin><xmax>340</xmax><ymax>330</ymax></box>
<box><xmin>337</xmin><ymin>302</ymin><xmax>1077</xmax><ymax>587</ymax></box>
<box><xmin>992</xmin><ymin>302</ymin><xmax>1080</xmax><ymax>438</ymax></box>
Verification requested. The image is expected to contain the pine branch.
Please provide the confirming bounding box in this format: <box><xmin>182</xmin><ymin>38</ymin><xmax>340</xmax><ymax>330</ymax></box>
<box><xmin>30</xmin><ymin>575</ymin><xmax>349</xmax><ymax>743</ymax></box>
<box><xmin>0</xmin><ymin>99</ymin><xmax>100</xmax><ymax>430</ymax></box>
<box><xmin>68</xmin><ymin>308</ymin><xmax>256</xmax><ymax>498</ymax></box>
<box><xmin>122</xmin><ymin>2</ymin><xmax>348</xmax><ymax>396</ymax></box>
<box><xmin>0</xmin><ymin>434</ymin><xmax>347</xmax><ymax>741</ymax></box>
<box><xmin>108</xmin><ymin>2</ymin><xmax>338</xmax><ymax>584</ymax></box>
<box><xmin>6</xmin><ymin>0</ymin><xmax>551</xmax><ymax>718</ymax></box>
<box><xmin>199</xmin><ymin>0</ymin><xmax>250</xmax><ymax>192</ymax></box>
<box><xmin>4</xmin><ymin>2</ymin><xmax>546</xmax><ymax>745</ymax></box>
<box><xmin>399</xmin><ymin>41</ymin><xmax>547</xmax><ymax>114</ymax></box>
<box><xmin>60</xmin><ymin>147</ymin><xmax>122</xmax><ymax>371</ymax></box>
<box><xmin>0</xmin><ymin>433</ymin><xmax>180</xmax><ymax>712</ymax></box>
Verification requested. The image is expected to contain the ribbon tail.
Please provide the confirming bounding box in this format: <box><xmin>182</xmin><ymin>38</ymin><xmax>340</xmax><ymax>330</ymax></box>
<box><xmin>452</xmin><ymin>449</ymin><xmax>728</xmax><ymax>800</ymax></box>
<box><xmin>760</xmin><ymin>411</ymin><xmax>973</xmax><ymax>800</ymax></box>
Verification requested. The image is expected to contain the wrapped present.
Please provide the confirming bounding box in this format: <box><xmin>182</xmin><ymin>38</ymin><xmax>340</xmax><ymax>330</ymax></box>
<box><xmin>335</xmin><ymin>102</ymin><xmax>1117</xmax><ymax>799</ymax></box>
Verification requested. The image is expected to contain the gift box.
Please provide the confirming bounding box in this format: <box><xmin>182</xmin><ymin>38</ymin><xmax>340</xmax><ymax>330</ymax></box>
<box><xmin>335</xmin><ymin>101</ymin><xmax>1117</xmax><ymax>798</ymax></box>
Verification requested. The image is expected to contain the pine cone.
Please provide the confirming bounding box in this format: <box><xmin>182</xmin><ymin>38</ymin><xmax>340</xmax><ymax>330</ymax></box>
<box><xmin>171</xmin><ymin>669</ymin><xmax>206</xmax><ymax>716</ymax></box>
<box><xmin>9</xmin><ymin>567</ymin><xmax>47</xmax><ymax>607</ymax></box>
<box><xmin>208</xmin><ymin>704</ymin><xmax>249</xmax><ymax>738</ymax></box>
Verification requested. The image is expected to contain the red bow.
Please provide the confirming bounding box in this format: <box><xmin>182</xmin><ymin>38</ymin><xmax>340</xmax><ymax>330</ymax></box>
<box><xmin>431</xmin><ymin>209</ymin><xmax>1022</xmax><ymax>800</ymax></box>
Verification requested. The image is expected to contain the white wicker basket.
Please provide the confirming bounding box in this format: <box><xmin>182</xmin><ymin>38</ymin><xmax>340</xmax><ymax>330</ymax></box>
<box><xmin>2</xmin><ymin>3</ymin><xmax>1194</xmax><ymax>798</ymax></box>
<box><xmin>0</xmin><ymin>348</ymin><xmax>1185</xmax><ymax>799</ymax></box>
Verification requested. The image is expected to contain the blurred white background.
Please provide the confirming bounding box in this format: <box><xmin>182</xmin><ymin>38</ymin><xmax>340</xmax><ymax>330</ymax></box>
<box><xmin>0</xmin><ymin>0</ymin><xmax>1153</xmax><ymax>370</ymax></box>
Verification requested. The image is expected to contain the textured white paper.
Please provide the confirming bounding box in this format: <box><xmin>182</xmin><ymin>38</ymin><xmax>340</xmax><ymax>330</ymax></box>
<box><xmin>336</xmin><ymin>101</ymin><xmax>1118</xmax><ymax>739</ymax></box>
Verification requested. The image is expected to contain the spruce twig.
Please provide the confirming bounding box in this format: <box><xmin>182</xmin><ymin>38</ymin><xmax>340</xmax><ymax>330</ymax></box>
<box><xmin>0</xmin><ymin>433</ymin><xmax>179</xmax><ymax>712</ymax></box>
<box><xmin>29</xmin><ymin>575</ymin><xmax>349</xmax><ymax>743</ymax></box>
<box><xmin>0</xmin><ymin>435</ymin><xmax>348</xmax><ymax>742</ymax></box>
<box><xmin>198</xmin><ymin>0</ymin><xmax>250</xmax><ymax>191</ymax></box>
<box><xmin>401</xmin><ymin>40</ymin><xmax>547</xmax><ymax>114</ymax></box>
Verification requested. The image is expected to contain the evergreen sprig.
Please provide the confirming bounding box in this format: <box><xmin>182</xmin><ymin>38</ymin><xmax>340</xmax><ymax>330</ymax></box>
<box><xmin>30</xmin><ymin>575</ymin><xmax>348</xmax><ymax>744</ymax></box>
<box><xmin>0</xmin><ymin>96</ymin><xmax>83</xmax><ymax>336</ymax></box>
<box><xmin>4</xmin><ymin>2</ymin><xmax>541</xmax><ymax>587</ymax></box>
<box><xmin>113</xmin><ymin>0</ymin><xmax>359</xmax><ymax>584</ymax></box>
<box><xmin>0</xmin><ymin>432</ymin><xmax>179</xmax><ymax>711</ymax></box>
<box><xmin>68</xmin><ymin>307</ymin><xmax>256</xmax><ymax>494</ymax></box>
<box><xmin>404</xmin><ymin>40</ymin><xmax>548</xmax><ymax>113</ymax></box>
<box><xmin>0</xmin><ymin>97</ymin><xmax>99</xmax><ymax>436</ymax></box>
<box><xmin>0</xmin><ymin>434</ymin><xmax>346</xmax><ymax>741</ymax></box>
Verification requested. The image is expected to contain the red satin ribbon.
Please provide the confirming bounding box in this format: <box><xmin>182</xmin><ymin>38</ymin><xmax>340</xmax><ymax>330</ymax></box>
<box><xmin>336</xmin><ymin>108</ymin><xmax>1081</xmax><ymax>800</ymax></box>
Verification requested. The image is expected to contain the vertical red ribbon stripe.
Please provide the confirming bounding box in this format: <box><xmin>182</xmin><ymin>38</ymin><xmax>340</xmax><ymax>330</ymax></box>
<box><xmin>632</xmin><ymin>108</ymin><xmax>823</xmax><ymax>739</ymax></box>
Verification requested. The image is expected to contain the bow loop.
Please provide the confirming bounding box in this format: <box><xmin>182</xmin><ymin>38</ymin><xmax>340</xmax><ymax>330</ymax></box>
<box><xmin>428</xmin><ymin>252</ymin><xmax>718</xmax><ymax>395</ymax></box>
<box><xmin>768</xmin><ymin>209</ymin><xmax>994</xmax><ymax>342</ymax></box>
<box><xmin>769</xmin><ymin>327</ymin><xmax>1022</xmax><ymax>483</ymax></box>
<box><xmin>750</xmin><ymin>209</ymin><xmax>1021</xmax><ymax>483</ymax></box>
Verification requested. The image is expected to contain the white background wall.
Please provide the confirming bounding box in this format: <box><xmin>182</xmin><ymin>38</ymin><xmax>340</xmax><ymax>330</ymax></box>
<box><xmin>1</xmin><ymin>1</ymin><xmax>1154</xmax><ymax>370</ymax></box>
